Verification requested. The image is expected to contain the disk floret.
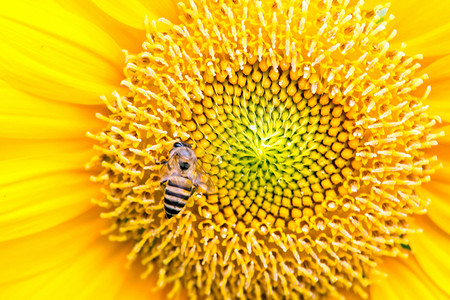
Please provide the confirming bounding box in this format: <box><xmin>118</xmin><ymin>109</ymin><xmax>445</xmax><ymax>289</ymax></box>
<box><xmin>88</xmin><ymin>0</ymin><xmax>442</xmax><ymax>299</ymax></box>
<box><xmin>201</xmin><ymin>65</ymin><xmax>355</xmax><ymax>232</ymax></box>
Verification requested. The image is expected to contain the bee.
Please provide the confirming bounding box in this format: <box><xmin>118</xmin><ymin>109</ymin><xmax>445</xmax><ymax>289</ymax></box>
<box><xmin>157</xmin><ymin>141</ymin><xmax>216</xmax><ymax>219</ymax></box>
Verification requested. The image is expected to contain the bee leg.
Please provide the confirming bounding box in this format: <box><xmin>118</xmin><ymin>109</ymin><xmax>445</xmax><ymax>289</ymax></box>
<box><xmin>154</xmin><ymin>159</ymin><xmax>168</xmax><ymax>165</ymax></box>
<box><xmin>190</xmin><ymin>185</ymin><xmax>198</xmax><ymax>197</ymax></box>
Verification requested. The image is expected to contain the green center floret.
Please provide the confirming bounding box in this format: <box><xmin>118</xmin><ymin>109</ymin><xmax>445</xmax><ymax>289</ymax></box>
<box><xmin>200</xmin><ymin>64</ymin><xmax>353</xmax><ymax>228</ymax></box>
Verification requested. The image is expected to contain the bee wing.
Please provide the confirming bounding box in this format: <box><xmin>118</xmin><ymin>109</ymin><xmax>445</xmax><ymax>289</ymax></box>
<box><xmin>193</xmin><ymin>162</ymin><xmax>217</xmax><ymax>194</ymax></box>
<box><xmin>159</xmin><ymin>161</ymin><xmax>172</xmax><ymax>184</ymax></box>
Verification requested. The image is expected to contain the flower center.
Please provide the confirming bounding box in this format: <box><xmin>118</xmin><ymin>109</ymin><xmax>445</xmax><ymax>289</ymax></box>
<box><xmin>192</xmin><ymin>64</ymin><xmax>355</xmax><ymax>232</ymax></box>
<box><xmin>88</xmin><ymin>0</ymin><xmax>442</xmax><ymax>299</ymax></box>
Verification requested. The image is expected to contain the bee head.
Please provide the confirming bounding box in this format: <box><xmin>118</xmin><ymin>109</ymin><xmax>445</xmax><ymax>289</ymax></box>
<box><xmin>173</xmin><ymin>141</ymin><xmax>192</xmax><ymax>148</ymax></box>
<box><xmin>169</xmin><ymin>141</ymin><xmax>195</xmax><ymax>171</ymax></box>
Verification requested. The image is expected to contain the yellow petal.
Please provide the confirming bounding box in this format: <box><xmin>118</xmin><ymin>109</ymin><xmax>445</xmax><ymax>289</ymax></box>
<box><xmin>370</xmin><ymin>256</ymin><xmax>448</xmax><ymax>300</ymax></box>
<box><xmin>32</xmin><ymin>242</ymin><xmax>128</xmax><ymax>300</ymax></box>
<box><xmin>365</xmin><ymin>0</ymin><xmax>450</xmax><ymax>47</ymax></box>
<box><xmin>418</xmin><ymin>182</ymin><xmax>450</xmax><ymax>235</ymax></box>
<box><xmin>91</xmin><ymin>0</ymin><xmax>179</xmax><ymax>30</ymax></box>
<box><xmin>0</xmin><ymin>209</ymin><xmax>103</xmax><ymax>284</ymax></box>
<box><xmin>0</xmin><ymin>83</ymin><xmax>103</xmax><ymax>139</ymax></box>
<box><xmin>115</xmin><ymin>264</ymin><xmax>182</xmax><ymax>300</ymax></box>
<box><xmin>408</xmin><ymin>216</ymin><xmax>450</xmax><ymax>297</ymax></box>
<box><xmin>0</xmin><ymin>1</ymin><xmax>125</xmax><ymax>105</ymax></box>
<box><xmin>54</xmin><ymin>0</ymin><xmax>145</xmax><ymax>53</ymax></box>
<box><xmin>0</xmin><ymin>171</ymin><xmax>99</xmax><ymax>241</ymax></box>
<box><xmin>418</xmin><ymin>56</ymin><xmax>450</xmax><ymax>121</ymax></box>
<box><xmin>424</xmin><ymin>124</ymin><xmax>450</xmax><ymax>181</ymax></box>
<box><xmin>401</xmin><ymin>23</ymin><xmax>450</xmax><ymax>58</ymax></box>
<box><xmin>415</xmin><ymin>125</ymin><xmax>450</xmax><ymax>232</ymax></box>
<box><xmin>0</xmin><ymin>138</ymin><xmax>93</xmax><ymax>185</ymax></box>
<box><xmin>0</xmin><ymin>209</ymin><xmax>160</xmax><ymax>299</ymax></box>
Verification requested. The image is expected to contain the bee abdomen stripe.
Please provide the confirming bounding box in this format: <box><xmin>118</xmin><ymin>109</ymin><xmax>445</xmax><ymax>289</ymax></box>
<box><xmin>165</xmin><ymin>189</ymin><xmax>191</xmax><ymax>200</ymax></box>
<box><xmin>164</xmin><ymin>203</ymin><xmax>181</xmax><ymax>215</ymax></box>
<box><xmin>168</xmin><ymin>179</ymin><xmax>192</xmax><ymax>192</ymax></box>
<box><xmin>166</xmin><ymin>185</ymin><xmax>192</xmax><ymax>196</ymax></box>
<box><xmin>164</xmin><ymin>196</ymin><xmax>186</xmax><ymax>208</ymax></box>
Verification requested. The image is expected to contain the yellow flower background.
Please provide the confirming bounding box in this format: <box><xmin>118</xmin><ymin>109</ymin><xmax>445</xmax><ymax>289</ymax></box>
<box><xmin>1</xmin><ymin>0</ymin><xmax>450</xmax><ymax>299</ymax></box>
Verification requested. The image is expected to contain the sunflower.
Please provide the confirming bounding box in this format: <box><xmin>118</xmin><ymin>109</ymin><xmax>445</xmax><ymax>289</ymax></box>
<box><xmin>1</xmin><ymin>0</ymin><xmax>449</xmax><ymax>299</ymax></box>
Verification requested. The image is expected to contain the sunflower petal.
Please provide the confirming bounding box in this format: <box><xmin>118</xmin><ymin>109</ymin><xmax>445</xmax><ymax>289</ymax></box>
<box><xmin>426</xmin><ymin>126</ymin><xmax>450</xmax><ymax>180</ymax></box>
<box><xmin>115</xmin><ymin>266</ymin><xmax>178</xmax><ymax>300</ymax></box>
<box><xmin>0</xmin><ymin>84</ymin><xmax>103</xmax><ymax>139</ymax></box>
<box><xmin>31</xmin><ymin>242</ymin><xmax>128</xmax><ymax>299</ymax></box>
<box><xmin>414</xmin><ymin>125</ymin><xmax>450</xmax><ymax>233</ymax></box>
<box><xmin>0</xmin><ymin>171</ymin><xmax>99</xmax><ymax>241</ymax></box>
<box><xmin>421</xmin><ymin>189</ymin><xmax>450</xmax><ymax>233</ymax></box>
<box><xmin>0</xmin><ymin>1</ymin><xmax>124</xmax><ymax>104</ymax></box>
<box><xmin>370</xmin><ymin>256</ymin><xmax>448</xmax><ymax>300</ymax></box>
<box><xmin>364</xmin><ymin>0</ymin><xmax>450</xmax><ymax>47</ymax></box>
<box><xmin>418</xmin><ymin>56</ymin><xmax>450</xmax><ymax>121</ymax></box>
<box><xmin>54</xmin><ymin>0</ymin><xmax>146</xmax><ymax>53</ymax></box>
<box><xmin>401</xmin><ymin>23</ymin><xmax>450</xmax><ymax>58</ymax></box>
<box><xmin>0</xmin><ymin>209</ymin><xmax>156</xmax><ymax>300</ymax></box>
<box><xmin>408</xmin><ymin>216</ymin><xmax>450</xmax><ymax>297</ymax></box>
<box><xmin>91</xmin><ymin>0</ymin><xmax>179</xmax><ymax>30</ymax></box>
<box><xmin>0</xmin><ymin>209</ymin><xmax>103</xmax><ymax>284</ymax></box>
<box><xmin>0</xmin><ymin>138</ymin><xmax>94</xmax><ymax>185</ymax></box>
<box><xmin>418</xmin><ymin>183</ymin><xmax>450</xmax><ymax>235</ymax></box>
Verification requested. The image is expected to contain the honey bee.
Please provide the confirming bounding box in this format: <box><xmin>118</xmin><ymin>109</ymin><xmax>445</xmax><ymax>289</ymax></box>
<box><xmin>157</xmin><ymin>141</ymin><xmax>216</xmax><ymax>219</ymax></box>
